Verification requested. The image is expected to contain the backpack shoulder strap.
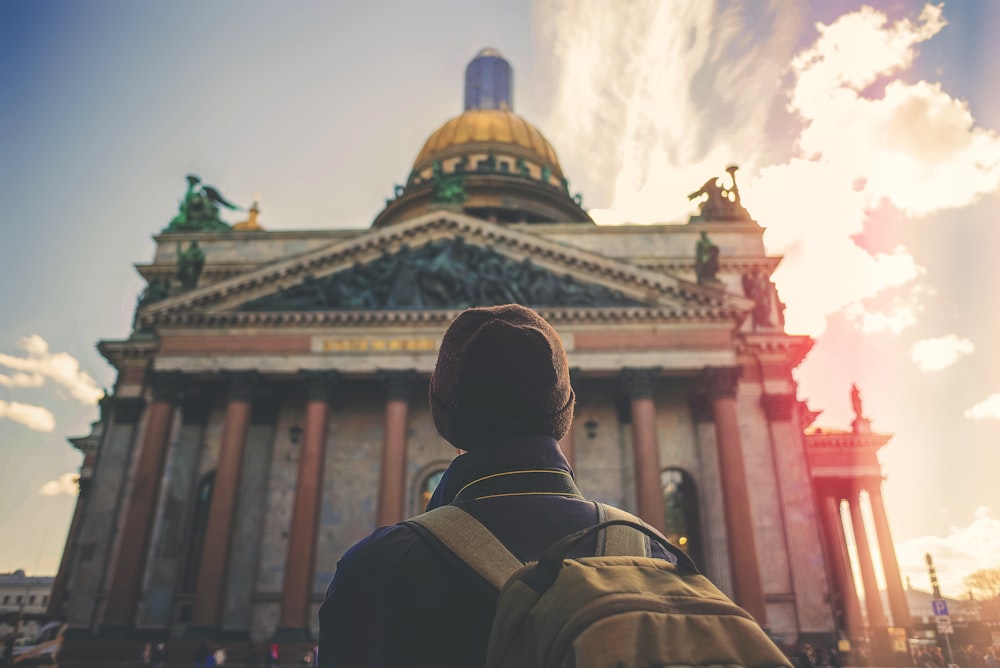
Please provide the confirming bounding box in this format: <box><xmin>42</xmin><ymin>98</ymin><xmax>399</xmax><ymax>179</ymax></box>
<box><xmin>595</xmin><ymin>503</ymin><xmax>652</xmax><ymax>557</ymax></box>
<box><xmin>406</xmin><ymin>505</ymin><xmax>523</xmax><ymax>590</ymax></box>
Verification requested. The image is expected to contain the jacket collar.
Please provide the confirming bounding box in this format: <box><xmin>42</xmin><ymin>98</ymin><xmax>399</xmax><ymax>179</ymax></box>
<box><xmin>426</xmin><ymin>435</ymin><xmax>572</xmax><ymax>510</ymax></box>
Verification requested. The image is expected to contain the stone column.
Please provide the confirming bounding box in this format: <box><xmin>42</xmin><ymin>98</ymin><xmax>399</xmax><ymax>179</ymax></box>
<box><xmin>103</xmin><ymin>372</ymin><xmax>180</xmax><ymax>627</ymax></box>
<box><xmin>762</xmin><ymin>392</ymin><xmax>834</xmax><ymax>632</ymax></box>
<box><xmin>689</xmin><ymin>393</ymin><xmax>732</xmax><ymax>594</ymax></box>
<box><xmin>868</xmin><ymin>484</ymin><xmax>912</xmax><ymax>629</ymax></box>
<box><xmin>818</xmin><ymin>490</ymin><xmax>864</xmax><ymax>639</ymax></box>
<box><xmin>278</xmin><ymin>371</ymin><xmax>338</xmax><ymax>639</ymax></box>
<box><xmin>192</xmin><ymin>372</ymin><xmax>256</xmax><ymax>629</ymax></box>
<box><xmin>848</xmin><ymin>494</ymin><xmax>886</xmax><ymax>628</ymax></box>
<box><xmin>376</xmin><ymin>371</ymin><xmax>416</xmax><ymax>527</ymax></box>
<box><xmin>701</xmin><ymin>366</ymin><xmax>767</xmax><ymax>624</ymax></box>
<box><xmin>620</xmin><ymin>368</ymin><xmax>665</xmax><ymax>532</ymax></box>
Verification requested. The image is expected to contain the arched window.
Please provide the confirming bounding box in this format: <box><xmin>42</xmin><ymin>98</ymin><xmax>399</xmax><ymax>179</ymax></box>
<box><xmin>661</xmin><ymin>468</ymin><xmax>702</xmax><ymax>565</ymax></box>
<box><xmin>421</xmin><ymin>469</ymin><xmax>446</xmax><ymax>513</ymax></box>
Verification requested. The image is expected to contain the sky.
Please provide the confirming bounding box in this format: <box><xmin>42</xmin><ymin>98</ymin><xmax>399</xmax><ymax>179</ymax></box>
<box><xmin>0</xmin><ymin>1</ymin><xmax>997</xmax><ymax>599</ymax></box>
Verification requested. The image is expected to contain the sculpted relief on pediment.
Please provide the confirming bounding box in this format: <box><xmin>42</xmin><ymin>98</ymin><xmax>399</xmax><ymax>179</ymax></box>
<box><xmin>239</xmin><ymin>236</ymin><xmax>645</xmax><ymax>312</ymax></box>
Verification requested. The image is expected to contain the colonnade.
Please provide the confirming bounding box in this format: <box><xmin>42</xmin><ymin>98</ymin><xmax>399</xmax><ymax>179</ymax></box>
<box><xmin>89</xmin><ymin>363</ymin><xmax>770</xmax><ymax>637</ymax></box>
<box><xmin>816</xmin><ymin>481</ymin><xmax>911</xmax><ymax>637</ymax></box>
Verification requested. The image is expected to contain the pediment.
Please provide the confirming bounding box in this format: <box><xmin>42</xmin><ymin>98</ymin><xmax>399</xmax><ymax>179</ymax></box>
<box><xmin>137</xmin><ymin>212</ymin><xmax>752</xmax><ymax>328</ymax></box>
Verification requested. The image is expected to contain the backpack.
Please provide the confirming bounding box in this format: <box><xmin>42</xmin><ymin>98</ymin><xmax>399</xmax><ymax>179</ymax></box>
<box><xmin>407</xmin><ymin>503</ymin><xmax>792</xmax><ymax>668</ymax></box>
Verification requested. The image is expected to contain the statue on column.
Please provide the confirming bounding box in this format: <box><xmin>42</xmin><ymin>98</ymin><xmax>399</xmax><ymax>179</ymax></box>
<box><xmin>694</xmin><ymin>231</ymin><xmax>720</xmax><ymax>285</ymax></box>
<box><xmin>850</xmin><ymin>383</ymin><xmax>871</xmax><ymax>434</ymax></box>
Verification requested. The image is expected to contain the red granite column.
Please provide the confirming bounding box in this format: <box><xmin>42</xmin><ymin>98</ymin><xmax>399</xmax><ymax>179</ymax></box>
<box><xmin>621</xmin><ymin>368</ymin><xmax>665</xmax><ymax>533</ymax></box>
<box><xmin>103</xmin><ymin>373</ymin><xmax>180</xmax><ymax>627</ymax></box>
<box><xmin>818</xmin><ymin>489</ymin><xmax>864</xmax><ymax>639</ymax></box>
<box><xmin>868</xmin><ymin>484</ymin><xmax>912</xmax><ymax>629</ymax></box>
<box><xmin>376</xmin><ymin>371</ymin><xmax>416</xmax><ymax>527</ymax></box>
<box><xmin>278</xmin><ymin>371</ymin><xmax>337</xmax><ymax>639</ymax></box>
<box><xmin>848</xmin><ymin>493</ymin><xmax>886</xmax><ymax>628</ymax></box>
<box><xmin>701</xmin><ymin>366</ymin><xmax>767</xmax><ymax>624</ymax></box>
<box><xmin>192</xmin><ymin>372</ymin><xmax>256</xmax><ymax>629</ymax></box>
<box><xmin>559</xmin><ymin>369</ymin><xmax>580</xmax><ymax>468</ymax></box>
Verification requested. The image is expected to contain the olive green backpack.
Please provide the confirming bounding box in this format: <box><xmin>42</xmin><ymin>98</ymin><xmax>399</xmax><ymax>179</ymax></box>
<box><xmin>408</xmin><ymin>503</ymin><xmax>792</xmax><ymax>668</ymax></box>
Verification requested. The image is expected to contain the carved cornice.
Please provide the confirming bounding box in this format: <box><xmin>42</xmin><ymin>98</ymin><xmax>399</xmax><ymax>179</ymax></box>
<box><xmin>700</xmin><ymin>366</ymin><xmax>741</xmax><ymax>400</ymax></box>
<box><xmin>804</xmin><ymin>430</ymin><xmax>892</xmax><ymax>451</ymax></box>
<box><xmin>635</xmin><ymin>255</ymin><xmax>782</xmax><ymax>275</ymax></box>
<box><xmin>736</xmin><ymin>333</ymin><xmax>814</xmax><ymax>369</ymax></box>
<box><xmin>761</xmin><ymin>392</ymin><xmax>796</xmax><ymax>421</ymax></box>
<box><xmin>137</xmin><ymin>214</ymin><xmax>752</xmax><ymax>329</ymax></box>
<box><xmin>620</xmin><ymin>367</ymin><xmax>661</xmax><ymax>400</ymax></box>
<box><xmin>146</xmin><ymin>304</ymin><xmax>747</xmax><ymax>331</ymax></box>
<box><xmin>302</xmin><ymin>370</ymin><xmax>340</xmax><ymax>403</ymax></box>
<box><xmin>98</xmin><ymin>337</ymin><xmax>159</xmax><ymax>368</ymax></box>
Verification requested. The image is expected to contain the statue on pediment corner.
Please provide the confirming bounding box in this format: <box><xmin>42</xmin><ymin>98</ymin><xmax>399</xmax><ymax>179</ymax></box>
<box><xmin>176</xmin><ymin>240</ymin><xmax>206</xmax><ymax>290</ymax></box>
<box><xmin>694</xmin><ymin>231</ymin><xmax>720</xmax><ymax>284</ymax></box>
<box><xmin>741</xmin><ymin>269</ymin><xmax>774</xmax><ymax>329</ymax></box>
<box><xmin>164</xmin><ymin>175</ymin><xmax>241</xmax><ymax>233</ymax></box>
<box><xmin>688</xmin><ymin>165</ymin><xmax>752</xmax><ymax>222</ymax></box>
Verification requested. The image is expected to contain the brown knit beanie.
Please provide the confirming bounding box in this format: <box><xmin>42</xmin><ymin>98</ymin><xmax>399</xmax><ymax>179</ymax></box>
<box><xmin>430</xmin><ymin>304</ymin><xmax>575</xmax><ymax>450</ymax></box>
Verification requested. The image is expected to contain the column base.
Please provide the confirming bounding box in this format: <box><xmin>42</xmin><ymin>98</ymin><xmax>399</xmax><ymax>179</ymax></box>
<box><xmin>273</xmin><ymin>625</ymin><xmax>314</xmax><ymax>643</ymax></box>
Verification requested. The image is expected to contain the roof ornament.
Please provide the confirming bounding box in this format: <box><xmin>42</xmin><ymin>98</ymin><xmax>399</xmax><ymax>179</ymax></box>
<box><xmin>233</xmin><ymin>193</ymin><xmax>264</xmax><ymax>231</ymax></box>
<box><xmin>688</xmin><ymin>165</ymin><xmax>752</xmax><ymax>222</ymax></box>
<box><xmin>431</xmin><ymin>160</ymin><xmax>468</xmax><ymax>205</ymax></box>
<box><xmin>164</xmin><ymin>175</ymin><xmax>242</xmax><ymax>233</ymax></box>
<box><xmin>694</xmin><ymin>231</ymin><xmax>720</xmax><ymax>285</ymax></box>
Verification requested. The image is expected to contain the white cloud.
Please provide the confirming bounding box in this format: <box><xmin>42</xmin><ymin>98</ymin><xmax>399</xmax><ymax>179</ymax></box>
<box><xmin>911</xmin><ymin>335</ymin><xmax>975</xmax><ymax>372</ymax></box>
<box><xmin>38</xmin><ymin>472</ymin><xmax>79</xmax><ymax>497</ymax></box>
<box><xmin>895</xmin><ymin>506</ymin><xmax>1000</xmax><ymax>597</ymax></box>
<box><xmin>0</xmin><ymin>372</ymin><xmax>45</xmax><ymax>389</ymax></box>
<box><xmin>0</xmin><ymin>335</ymin><xmax>102</xmax><ymax>404</ymax></box>
<box><xmin>541</xmin><ymin>2</ymin><xmax>1000</xmax><ymax>338</ymax></box>
<box><xmin>0</xmin><ymin>399</ymin><xmax>56</xmax><ymax>432</ymax></box>
<box><xmin>964</xmin><ymin>394</ymin><xmax>1000</xmax><ymax>421</ymax></box>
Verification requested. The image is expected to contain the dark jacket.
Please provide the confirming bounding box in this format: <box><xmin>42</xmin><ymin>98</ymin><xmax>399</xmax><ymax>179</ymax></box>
<box><xmin>318</xmin><ymin>435</ymin><xmax>675</xmax><ymax>667</ymax></box>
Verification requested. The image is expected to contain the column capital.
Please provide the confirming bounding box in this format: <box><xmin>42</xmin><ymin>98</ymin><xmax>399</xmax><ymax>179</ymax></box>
<box><xmin>620</xmin><ymin>367</ymin><xmax>661</xmax><ymax>399</ymax></box>
<box><xmin>181</xmin><ymin>392</ymin><xmax>212</xmax><ymax>425</ymax></box>
<box><xmin>148</xmin><ymin>371</ymin><xmax>182</xmax><ymax>404</ymax></box>
<box><xmin>111</xmin><ymin>396</ymin><xmax>145</xmax><ymax>424</ymax></box>
<box><xmin>302</xmin><ymin>370</ymin><xmax>341</xmax><ymax>403</ymax></box>
<box><xmin>688</xmin><ymin>393</ymin><xmax>714</xmax><ymax>423</ymax></box>
<box><xmin>380</xmin><ymin>369</ymin><xmax>419</xmax><ymax>401</ymax></box>
<box><xmin>225</xmin><ymin>371</ymin><xmax>258</xmax><ymax>402</ymax></box>
<box><xmin>761</xmin><ymin>392</ymin><xmax>796</xmax><ymax>421</ymax></box>
<box><xmin>700</xmin><ymin>366</ymin><xmax>741</xmax><ymax>400</ymax></box>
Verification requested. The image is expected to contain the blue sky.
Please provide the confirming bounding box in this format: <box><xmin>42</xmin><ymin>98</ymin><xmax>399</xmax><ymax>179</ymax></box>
<box><xmin>1</xmin><ymin>1</ymin><xmax>997</xmax><ymax>596</ymax></box>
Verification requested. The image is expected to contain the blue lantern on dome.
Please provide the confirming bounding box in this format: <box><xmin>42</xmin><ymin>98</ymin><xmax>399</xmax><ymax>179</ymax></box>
<box><xmin>464</xmin><ymin>48</ymin><xmax>513</xmax><ymax>112</ymax></box>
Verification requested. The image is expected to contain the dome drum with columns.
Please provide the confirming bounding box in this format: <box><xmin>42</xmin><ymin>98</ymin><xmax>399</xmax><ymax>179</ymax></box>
<box><xmin>50</xmin><ymin>48</ymin><xmax>912</xmax><ymax>662</ymax></box>
<box><xmin>373</xmin><ymin>49</ymin><xmax>591</xmax><ymax>227</ymax></box>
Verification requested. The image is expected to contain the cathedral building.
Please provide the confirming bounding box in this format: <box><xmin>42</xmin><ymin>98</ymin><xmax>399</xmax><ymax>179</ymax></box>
<box><xmin>52</xmin><ymin>49</ymin><xmax>911</xmax><ymax>658</ymax></box>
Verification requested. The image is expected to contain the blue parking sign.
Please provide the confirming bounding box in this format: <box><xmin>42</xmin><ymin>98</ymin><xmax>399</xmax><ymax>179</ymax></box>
<box><xmin>932</xmin><ymin>599</ymin><xmax>949</xmax><ymax>616</ymax></box>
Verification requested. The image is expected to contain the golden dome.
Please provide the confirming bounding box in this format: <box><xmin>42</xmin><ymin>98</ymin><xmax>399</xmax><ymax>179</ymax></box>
<box><xmin>412</xmin><ymin>109</ymin><xmax>563</xmax><ymax>178</ymax></box>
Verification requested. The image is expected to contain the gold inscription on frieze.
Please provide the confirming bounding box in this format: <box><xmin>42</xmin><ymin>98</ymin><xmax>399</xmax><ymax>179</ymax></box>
<box><xmin>320</xmin><ymin>338</ymin><xmax>436</xmax><ymax>353</ymax></box>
